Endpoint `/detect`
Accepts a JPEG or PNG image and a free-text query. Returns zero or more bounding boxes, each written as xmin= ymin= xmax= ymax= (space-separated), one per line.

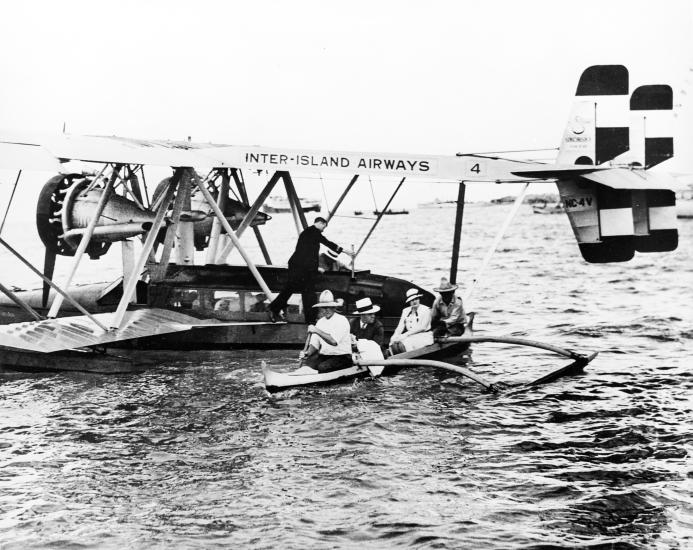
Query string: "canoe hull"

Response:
xmin=263 ymin=339 xmax=470 ymax=392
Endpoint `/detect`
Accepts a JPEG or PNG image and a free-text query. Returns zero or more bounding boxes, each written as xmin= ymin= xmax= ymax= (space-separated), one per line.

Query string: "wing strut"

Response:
xmin=204 ymin=169 xmax=229 ymax=265
xmin=0 ymin=281 xmax=42 ymax=321
xmin=216 ymin=170 xmax=284 ymax=263
xmin=110 ymin=168 xmax=182 ymax=329
xmin=355 ymin=177 xmax=406 ymax=258
xmin=0 ymin=236 xmax=110 ymax=331
xmin=463 ymin=182 xmax=530 ymax=305
xmin=190 ymin=170 xmax=274 ymax=298
xmin=231 ymin=168 xmax=272 ymax=264
xmin=282 ymin=171 xmax=308 ymax=235
xmin=150 ymin=169 xmax=190 ymax=281
xmin=47 ymin=165 xmax=120 ymax=318
xmin=449 ymin=181 xmax=466 ymax=284
xmin=326 ymin=175 xmax=359 ymax=223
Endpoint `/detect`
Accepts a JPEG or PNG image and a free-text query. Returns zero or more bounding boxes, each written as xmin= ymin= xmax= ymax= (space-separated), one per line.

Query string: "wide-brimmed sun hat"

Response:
xmin=354 ymin=297 xmax=380 ymax=315
xmin=404 ymin=288 xmax=423 ymax=303
xmin=324 ymin=248 xmax=339 ymax=260
xmin=312 ymin=289 xmax=343 ymax=308
xmin=433 ymin=278 xmax=458 ymax=293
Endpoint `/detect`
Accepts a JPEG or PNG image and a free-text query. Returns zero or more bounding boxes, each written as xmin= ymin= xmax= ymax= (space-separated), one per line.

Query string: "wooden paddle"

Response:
xmin=298 ymin=333 xmax=312 ymax=367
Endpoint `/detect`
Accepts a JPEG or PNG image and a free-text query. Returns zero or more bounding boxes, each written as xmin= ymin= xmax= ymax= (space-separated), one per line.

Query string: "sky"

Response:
xmin=1 ymin=0 xmax=692 ymax=207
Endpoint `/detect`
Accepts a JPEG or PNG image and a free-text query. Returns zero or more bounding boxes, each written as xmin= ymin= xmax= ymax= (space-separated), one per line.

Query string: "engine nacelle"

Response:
xmin=36 ymin=174 xmax=157 ymax=259
xmin=153 ymin=177 xmax=271 ymax=251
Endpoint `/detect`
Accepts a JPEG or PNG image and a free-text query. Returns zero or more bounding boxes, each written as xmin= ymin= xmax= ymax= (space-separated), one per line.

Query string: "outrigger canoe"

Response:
xmin=262 ymin=312 xmax=599 ymax=393
xmin=262 ymin=316 xmax=475 ymax=393
xmin=262 ymin=338 xmax=471 ymax=393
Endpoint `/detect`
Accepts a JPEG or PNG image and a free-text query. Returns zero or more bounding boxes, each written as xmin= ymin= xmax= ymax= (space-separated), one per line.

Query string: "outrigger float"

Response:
xmin=0 ymin=65 xmax=680 ymax=380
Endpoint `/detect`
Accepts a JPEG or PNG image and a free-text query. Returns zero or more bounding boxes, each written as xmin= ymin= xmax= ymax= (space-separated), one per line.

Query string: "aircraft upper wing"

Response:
xmin=2 ymin=132 xmax=543 ymax=182
xmin=42 ymin=135 xmax=208 ymax=167
xmin=195 ymin=146 xmax=540 ymax=182
xmin=0 ymin=140 xmax=62 ymax=171
xmin=0 ymin=134 xmax=212 ymax=169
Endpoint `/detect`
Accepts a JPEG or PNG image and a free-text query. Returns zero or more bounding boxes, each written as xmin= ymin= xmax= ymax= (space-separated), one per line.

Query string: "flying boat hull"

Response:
xmin=0 ymin=264 xmax=433 ymax=350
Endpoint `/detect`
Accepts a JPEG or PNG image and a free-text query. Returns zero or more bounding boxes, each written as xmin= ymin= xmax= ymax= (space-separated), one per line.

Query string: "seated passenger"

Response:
xmin=350 ymin=297 xmax=385 ymax=348
xmin=214 ymin=298 xmax=232 ymax=311
xmin=318 ymin=248 xmax=349 ymax=272
xmin=249 ymin=292 xmax=268 ymax=312
xmin=300 ymin=290 xmax=353 ymax=373
xmin=389 ymin=288 xmax=433 ymax=354
xmin=431 ymin=278 xmax=466 ymax=338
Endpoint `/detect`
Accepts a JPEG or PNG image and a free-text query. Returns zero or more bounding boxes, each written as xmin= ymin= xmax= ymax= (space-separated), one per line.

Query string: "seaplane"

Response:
xmin=0 ymin=65 xmax=681 ymax=392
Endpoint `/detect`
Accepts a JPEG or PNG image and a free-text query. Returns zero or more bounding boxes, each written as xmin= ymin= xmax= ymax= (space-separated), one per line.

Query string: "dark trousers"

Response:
xmin=269 ymin=269 xmax=318 ymax=323
xmin=432 ymin=320 xmax=465 ymax=339
xmin=304 ymin=353 xmax=352 ymax=373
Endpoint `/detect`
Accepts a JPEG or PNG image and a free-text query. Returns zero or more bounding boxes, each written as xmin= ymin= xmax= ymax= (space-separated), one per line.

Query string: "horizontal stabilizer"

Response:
xmin=512 ymin=165 xmax=607 ymax=179
xmin=514 ymin=166 xmax=678 ymax=191
xmin=557 ymin=176 xmax=678 ymax=263
xmin=0 ymin=308 xmax=215 ymax=353
xmin=580 ymin=168 xmax=678 ymax=190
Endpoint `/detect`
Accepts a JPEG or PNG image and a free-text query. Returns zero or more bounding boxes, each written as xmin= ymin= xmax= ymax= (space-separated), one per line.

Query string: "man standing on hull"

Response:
xmin=269 ymin=217 xmax=353 ymax=323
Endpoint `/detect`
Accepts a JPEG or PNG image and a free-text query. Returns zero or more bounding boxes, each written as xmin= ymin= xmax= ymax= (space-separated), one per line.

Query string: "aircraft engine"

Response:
xmin=36 ymin=173 xmax=157 ymax=260
xmin=153 ymin=177 xmax=271 ymax=251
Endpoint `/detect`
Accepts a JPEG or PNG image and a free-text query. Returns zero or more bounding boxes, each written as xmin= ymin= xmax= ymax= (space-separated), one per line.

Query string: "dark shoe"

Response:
xmin=268 ymin=310 xmax=278 ymax=323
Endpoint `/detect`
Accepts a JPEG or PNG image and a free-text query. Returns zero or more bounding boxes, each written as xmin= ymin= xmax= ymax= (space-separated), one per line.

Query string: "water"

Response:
xmin=1 ymin=203 xmax=692 ymax=549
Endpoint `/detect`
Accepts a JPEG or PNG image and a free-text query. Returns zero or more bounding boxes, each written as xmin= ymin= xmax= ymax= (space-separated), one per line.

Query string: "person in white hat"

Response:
xmin=350 ymin=297 xmax=384 ymax=347
xmin=300 ymin=289 xmax=353 ymax=372
xmin=431 ymin=278 xmax=466 ymax=338
xmin=389 ymin=288 xmax=433 ymax=354
xmin=318 ymin=247 xmax=348 ymax=272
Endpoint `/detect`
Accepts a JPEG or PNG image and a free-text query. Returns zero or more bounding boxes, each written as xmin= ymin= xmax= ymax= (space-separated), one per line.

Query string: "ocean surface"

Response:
xmin=1 ymin=202 xmax=691 ymax=549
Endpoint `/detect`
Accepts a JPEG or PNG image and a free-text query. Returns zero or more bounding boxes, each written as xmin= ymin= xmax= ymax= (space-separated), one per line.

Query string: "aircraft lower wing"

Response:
xmin=0 ymin=308 xmax=211 ymax=353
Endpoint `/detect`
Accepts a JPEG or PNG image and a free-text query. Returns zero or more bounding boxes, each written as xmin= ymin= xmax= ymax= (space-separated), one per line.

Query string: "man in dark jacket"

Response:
xmin=349 ymin=297 xmax=384 ymax=348
xmin=269 ymin=217 xmax=352 ymax=323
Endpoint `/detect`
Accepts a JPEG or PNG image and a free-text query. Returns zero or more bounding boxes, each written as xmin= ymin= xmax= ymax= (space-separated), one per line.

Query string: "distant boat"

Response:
xmin=418 ymin=198 xmax=456 ymax=208
xmin=490 ymin=196 xmax=515 ymax=204
xmin=677 ymin=200 xmax=693 ymax=219
xmin=373 ymin=209 xmax=409 ymax=215
xmin=532 ymin=200 xmax=564 ymax=215
xmin=676 ymin=188 xmax=693 ymax=219
xmin=263 ymin=195 xmax=321 ymax=214
xmin=353 ymin=210 xmax=363 ymax=216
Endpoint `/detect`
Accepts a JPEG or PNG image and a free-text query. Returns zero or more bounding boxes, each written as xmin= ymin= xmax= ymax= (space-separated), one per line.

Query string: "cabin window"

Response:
xmin=165 ymin=288 xmax=215 ymax=310
xmin=213 ymin=290 xmax=244 ymax=313
xmin=163 ymin=287 xmax=305 ymax=321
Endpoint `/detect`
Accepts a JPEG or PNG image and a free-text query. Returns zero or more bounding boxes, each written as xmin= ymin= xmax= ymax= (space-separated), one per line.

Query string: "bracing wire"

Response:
xmin=319 ymin=173 xmax=331 ymax=213
xmin=0 ymin=170 xmax=21 ymax=235
xmin=368 ymin=175 xmax=379 ymax=211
